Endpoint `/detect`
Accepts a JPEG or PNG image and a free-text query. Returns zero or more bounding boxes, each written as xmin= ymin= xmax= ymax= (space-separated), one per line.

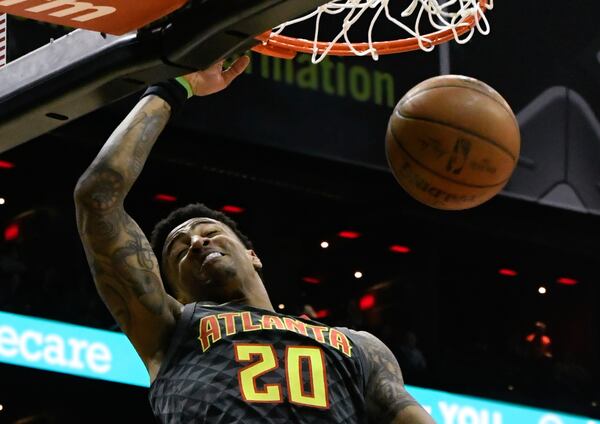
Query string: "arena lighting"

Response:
xmin=389 ymin=245 xmax=411 ymax=253
xmin=538 ymin=286 xmax=547 ymax=294
xmin=338 ymin=231 xmax=361 ymax=239
xmin=221 ymin=205 xmax=244 ymax=214
xmin=3 ymin=222 xmax=19 ymax=241
xmin=315 ymin=309 xmax=330 ymax=319
xmin=153 ymin=193 xmax=177 ymax=202
xmin=302 ymin=277 xmax=321 ymax=284
xmin=557 ymin=277 xmax=578 ymax=285
xmin=0 ymin=198 xmax=5 ymax=205
xmin=354 ymin=271 xmax=363 ymax=279
xmin=320 ymin=241 xmax=329 ymax=248
xmin=526 ymin=333 xmax=551 ymax=346
xmin=359 ymin=293 xmax=375 ymax=311
xmin=499 ymin=268 xmax=518 ymax=277
xmin=278 ymin=304 xmax=285 ymax=310
xmin=0 ymin=160 xmax=14 ymax=169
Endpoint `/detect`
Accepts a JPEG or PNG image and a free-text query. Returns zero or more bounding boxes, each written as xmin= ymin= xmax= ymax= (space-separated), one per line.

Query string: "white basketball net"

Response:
xmin=0 ymin=14 xmax=6 ymax=67
xmin=270 ymin=0 xmax=494 ymax=63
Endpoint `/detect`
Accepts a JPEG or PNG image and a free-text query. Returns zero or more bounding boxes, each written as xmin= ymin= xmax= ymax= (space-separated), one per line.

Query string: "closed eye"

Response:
xmin=175 ymin=248 xmax=187 ymax=260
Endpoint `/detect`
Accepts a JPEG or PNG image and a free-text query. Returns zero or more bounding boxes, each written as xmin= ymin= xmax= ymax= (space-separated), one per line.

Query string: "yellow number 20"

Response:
xmin=234 ymin=344 xmax=329 ymax=409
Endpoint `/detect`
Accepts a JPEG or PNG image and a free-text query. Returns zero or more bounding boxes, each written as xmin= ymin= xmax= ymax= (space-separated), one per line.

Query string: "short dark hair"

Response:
xmin=150 ymin=203 xmax=255 ymax=290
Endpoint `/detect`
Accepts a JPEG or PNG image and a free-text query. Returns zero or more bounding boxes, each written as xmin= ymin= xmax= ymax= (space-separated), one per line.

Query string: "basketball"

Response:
xmin=385 ymin=75 xmax=521 ymax=210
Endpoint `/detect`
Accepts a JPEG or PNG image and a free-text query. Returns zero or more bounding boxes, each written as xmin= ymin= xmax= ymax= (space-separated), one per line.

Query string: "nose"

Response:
xmin=190 ymin=235 xmax=210 ymax=251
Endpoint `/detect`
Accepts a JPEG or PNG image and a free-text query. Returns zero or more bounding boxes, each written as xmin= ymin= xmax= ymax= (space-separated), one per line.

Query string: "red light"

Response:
xmin=154 ymin=194 xmax=177 ymax=202
xmin=0 ymin=160 xmax=15 ymax=169
xmin=315 ymin=309 xmax=330 ymax=319
xmin=4 ymin=223 xmax=19 ymax=241
xmin=338 ymin=231 xmax=361 ymax=239
xmin=359 ymin=293 xmax=376 ymax=311
xmin=221 ymin=205 xmax=245 ymax=214
xmin=557 ymin=277 xmax=578 ymax=286
xmin=499 ymin=268 xmax=518 ymax=277
xmin=526 ymin=334 xmax=552 ymax=345
xmin=302 ymin=277 xmax=321 ymax=284
xmin=390 ymin=245 xmax=411 ymax=253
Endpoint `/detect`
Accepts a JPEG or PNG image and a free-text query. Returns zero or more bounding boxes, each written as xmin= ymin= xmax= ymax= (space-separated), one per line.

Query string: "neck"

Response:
xmin=235 ymin=273 xmax=274 ymax=311
xmin=187 ymin=273 xmax=274 ymax=312
xmin=224 ymin=295 xmax=274 ymax=312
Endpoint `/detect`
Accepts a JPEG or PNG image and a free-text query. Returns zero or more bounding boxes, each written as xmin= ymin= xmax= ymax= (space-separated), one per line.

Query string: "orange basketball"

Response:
xmin=385 ymin=75 xmax=521 ymax=210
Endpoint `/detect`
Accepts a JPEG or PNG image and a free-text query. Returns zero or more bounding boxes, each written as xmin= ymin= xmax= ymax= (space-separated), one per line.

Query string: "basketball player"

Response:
xmin=74 ymin=56 xmax=435 ymax=423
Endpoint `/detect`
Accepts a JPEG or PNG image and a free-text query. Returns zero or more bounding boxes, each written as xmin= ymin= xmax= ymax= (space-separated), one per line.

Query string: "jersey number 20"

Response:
xmin=234 ymin=343 xmax=329 ymax=409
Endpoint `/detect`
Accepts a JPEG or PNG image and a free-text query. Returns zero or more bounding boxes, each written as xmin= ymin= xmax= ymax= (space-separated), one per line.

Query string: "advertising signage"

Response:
xmin=0 ymin=310 xmax=148 ymax=387
xmin=0 ymin=311 xmax=595 ymax=423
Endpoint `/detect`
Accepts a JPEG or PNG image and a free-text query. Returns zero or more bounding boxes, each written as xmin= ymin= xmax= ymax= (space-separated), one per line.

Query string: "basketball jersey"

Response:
xmin=149 ymin=302 xmax=370 ymax=423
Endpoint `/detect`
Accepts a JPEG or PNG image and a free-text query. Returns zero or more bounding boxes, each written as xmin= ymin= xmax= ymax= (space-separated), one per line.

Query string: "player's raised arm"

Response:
xmin=353 ymin=331 xmax=436 ymax=424
xmin=73 ymin=57 xmax=250 ymax=378
xmin=74 ymin=92 xmax=181 ymax=378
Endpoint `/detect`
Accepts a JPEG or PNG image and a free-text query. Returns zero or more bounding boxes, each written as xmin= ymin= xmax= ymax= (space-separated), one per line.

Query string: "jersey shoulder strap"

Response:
xmin=335 ymin=327 xmax=371 ymax=394
xmin=151 ymin=302 xmax=197 ymax=384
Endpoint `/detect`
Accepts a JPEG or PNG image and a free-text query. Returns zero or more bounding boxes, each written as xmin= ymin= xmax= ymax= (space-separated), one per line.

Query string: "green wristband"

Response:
xmin=175 ymin=76 xmax=194 ymax=99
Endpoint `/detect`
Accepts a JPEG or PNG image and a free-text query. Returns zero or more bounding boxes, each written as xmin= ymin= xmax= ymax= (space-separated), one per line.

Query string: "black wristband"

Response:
xmin=141 ymin=79 xmax=188 ymax=115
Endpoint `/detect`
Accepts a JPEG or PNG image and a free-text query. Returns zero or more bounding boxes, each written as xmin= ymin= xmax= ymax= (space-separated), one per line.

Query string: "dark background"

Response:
xmin=1 ymin=1 xmax=600 ymax=422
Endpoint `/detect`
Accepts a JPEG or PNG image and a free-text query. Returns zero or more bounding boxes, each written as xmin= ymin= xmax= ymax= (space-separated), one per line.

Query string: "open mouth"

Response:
xmin=201 ymin=251 xmax=224 ymax=269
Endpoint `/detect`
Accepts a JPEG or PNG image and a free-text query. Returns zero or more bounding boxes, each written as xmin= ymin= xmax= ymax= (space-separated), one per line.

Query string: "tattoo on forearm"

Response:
xmin=112 ymin=99 xmax=171 ymax=183
xmin=77 ymin=97 xmax=171 ymax=200
xmin=130 ymin=110 xmax=169 ymax=176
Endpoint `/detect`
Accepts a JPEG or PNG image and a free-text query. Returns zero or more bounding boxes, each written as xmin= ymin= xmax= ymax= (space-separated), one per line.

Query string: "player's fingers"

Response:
xmin=202 ymin=60 xmax=224 ymax=76
xmin=222 ymin=56 xmax=250 ymax=86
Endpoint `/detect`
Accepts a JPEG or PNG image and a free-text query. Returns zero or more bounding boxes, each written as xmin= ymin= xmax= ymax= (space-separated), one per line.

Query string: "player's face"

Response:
xmin=162 ymin=218 xmax=262 ymax=302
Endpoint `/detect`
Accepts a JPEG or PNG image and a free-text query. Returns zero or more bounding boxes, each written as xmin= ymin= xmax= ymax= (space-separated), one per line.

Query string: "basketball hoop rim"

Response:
xmin=253 ymin=0 xmax=491 ymax=59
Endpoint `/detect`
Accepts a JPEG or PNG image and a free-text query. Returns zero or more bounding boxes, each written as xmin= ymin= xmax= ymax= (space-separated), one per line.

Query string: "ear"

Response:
xmin=247 ymin=249 xmax=263 ymax=270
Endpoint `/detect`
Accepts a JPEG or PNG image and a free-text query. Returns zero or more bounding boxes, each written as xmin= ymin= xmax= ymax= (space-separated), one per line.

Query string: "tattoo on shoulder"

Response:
xmin=353 ymin=331 xmax=419 ymax=423
xmin=79 ymin=200 xmax=167 ymax=327
xmin=110 ymin=217 xmax=165 ymax=315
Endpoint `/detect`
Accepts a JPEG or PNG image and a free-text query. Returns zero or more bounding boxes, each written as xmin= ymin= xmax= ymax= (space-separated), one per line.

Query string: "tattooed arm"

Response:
xmin=74 ymin=95 xmax=181 ymax=378
xmin=352 ymin=331 xmax=436 ymax=424
xmin=74 ymin=58 xmax=250 ymax=379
